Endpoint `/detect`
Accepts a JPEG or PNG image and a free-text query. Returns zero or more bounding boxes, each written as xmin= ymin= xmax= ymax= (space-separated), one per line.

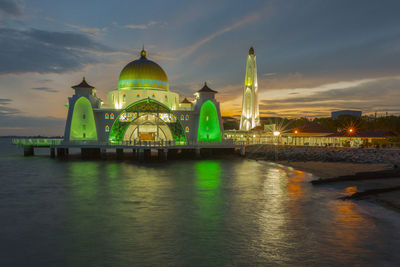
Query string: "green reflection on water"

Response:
xmin=193 ymin=160 xmax=224 ymax=263
xmin=195 ymin=161 xmax=221 ymax=191
xmin=68 ymin=161 xmax=100 ymax=199
xmin=106 ymin=163 xmax=120 ymax=179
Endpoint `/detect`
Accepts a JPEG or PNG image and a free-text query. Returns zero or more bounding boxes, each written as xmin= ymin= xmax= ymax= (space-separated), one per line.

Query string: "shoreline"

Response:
xmin=275 ymin=161 xmax=392 ymax=179
xmin=274 ymin=160 xmax=400 ymax=213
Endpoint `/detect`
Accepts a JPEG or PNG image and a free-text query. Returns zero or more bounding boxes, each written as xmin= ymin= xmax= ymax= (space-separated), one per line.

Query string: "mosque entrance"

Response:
xmin=109 ymin=99 xmax=186 ymax=144
xmin=123 ymin=114 xmax=174 ymax=143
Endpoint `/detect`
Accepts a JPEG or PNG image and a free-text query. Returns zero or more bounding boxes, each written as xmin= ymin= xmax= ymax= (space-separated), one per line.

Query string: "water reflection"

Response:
xmin=10 ymin=154 xmax=397 ymax=265
xmin=191 ymin=161 xmax=224 ymax=264
xmin=328 ymin=200 xmax=376 ymax=259
xmin=287 ymin=170 xmax=305 ymax=200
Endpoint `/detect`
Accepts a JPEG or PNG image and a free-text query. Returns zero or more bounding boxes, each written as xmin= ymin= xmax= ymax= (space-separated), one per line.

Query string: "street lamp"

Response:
xmin=273 ymin=131 xmax=280 ymax=161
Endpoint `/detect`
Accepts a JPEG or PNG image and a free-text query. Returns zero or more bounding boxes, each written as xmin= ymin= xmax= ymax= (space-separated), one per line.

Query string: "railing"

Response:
xmin=11 ymin=137 xmax=241 ymax=148
xmin=58 ymin=139 xmax=237 ymax=148
xmin=12 ymin=138 xmax=63 ymax=147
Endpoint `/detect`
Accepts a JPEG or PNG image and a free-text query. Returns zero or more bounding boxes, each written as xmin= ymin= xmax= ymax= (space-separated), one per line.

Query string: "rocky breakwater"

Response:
xmin=246 ymin=145 xmax=400 ymax=165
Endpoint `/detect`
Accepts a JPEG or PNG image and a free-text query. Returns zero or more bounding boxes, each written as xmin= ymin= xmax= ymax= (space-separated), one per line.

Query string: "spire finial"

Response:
xmin=140 ymin=45 xmax=147 ymax=59
xmin=83 ymin=76 xmax=86 ymax=81
xmin=249 ymin=46 xmax=254 ymax=55
xmin=204 ymin=81 xmax=207 ymax=86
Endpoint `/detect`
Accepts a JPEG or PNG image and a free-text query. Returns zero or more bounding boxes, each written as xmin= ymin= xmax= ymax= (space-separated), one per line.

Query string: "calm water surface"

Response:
xmin=0 ymin=138 xmax=400 ymax=266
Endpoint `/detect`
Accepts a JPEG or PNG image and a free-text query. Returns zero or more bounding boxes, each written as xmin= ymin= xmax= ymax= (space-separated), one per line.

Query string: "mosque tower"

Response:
xmin=239 ymin=46 xmax=260 ymax=131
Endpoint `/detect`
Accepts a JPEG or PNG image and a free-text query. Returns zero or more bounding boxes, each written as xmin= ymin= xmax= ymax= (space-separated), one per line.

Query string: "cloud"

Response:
xmin=31 ymin=87 xmax=58 ymax=93
xmin=263 ymin=73 xmax=276 ymax=77
xmin=0 ymin=0 xmax=23 ymax=17
xmin=65 ymin=23 xmax=107 ymax=36
xmin=36 ymin=78 xmax=52 ymax=83
xmin=0 ymin=98 xmax=12 ymax=104
xmin=0 ymin=113 xmax=65 ymax=135
xmin=0 ymin=98 xmax=19 ymax=115
xmin=0 ymin=27 xmax=114 ymax=74
xmin=180 ymin=13 xmax=261 ymax=58
xmin=0 ymin=98 xmax=64 ymax=135
xmin=119 ymin=21 xmax=162 ymax=30
xmin=258 ymin=77 xmax=400 ymax=116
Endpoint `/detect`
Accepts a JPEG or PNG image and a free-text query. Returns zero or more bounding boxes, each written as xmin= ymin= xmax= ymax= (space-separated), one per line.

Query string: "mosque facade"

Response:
xmin=63 ymin=48 xmax=223 ymax=144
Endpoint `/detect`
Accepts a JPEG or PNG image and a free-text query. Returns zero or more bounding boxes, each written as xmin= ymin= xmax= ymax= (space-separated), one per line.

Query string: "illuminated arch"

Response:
xmin=70 ymin=97 xmax=97 ymax=140
xmin=197 ymin=100 xmax=221 ymax=141
xmin=109 ymin=98 xmax=186 ymax=143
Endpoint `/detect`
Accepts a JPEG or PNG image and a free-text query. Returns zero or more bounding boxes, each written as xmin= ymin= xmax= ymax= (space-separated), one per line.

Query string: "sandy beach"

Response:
xmin=276 ymin=161 xmax=392 ymax=179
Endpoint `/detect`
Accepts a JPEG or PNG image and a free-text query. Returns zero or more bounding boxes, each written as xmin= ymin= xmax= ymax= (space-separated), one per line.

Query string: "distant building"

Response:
xmin=331 ymin=110 xmax=362 ymax=118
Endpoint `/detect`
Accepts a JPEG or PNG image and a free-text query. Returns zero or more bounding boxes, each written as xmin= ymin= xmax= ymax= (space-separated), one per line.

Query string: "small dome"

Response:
xmin=118 ymin=48 xmax=169 ymax=91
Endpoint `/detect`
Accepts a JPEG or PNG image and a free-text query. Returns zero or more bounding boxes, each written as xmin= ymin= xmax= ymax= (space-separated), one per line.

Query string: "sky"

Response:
xmin=1 ymin=0 xmax=400 ymax=135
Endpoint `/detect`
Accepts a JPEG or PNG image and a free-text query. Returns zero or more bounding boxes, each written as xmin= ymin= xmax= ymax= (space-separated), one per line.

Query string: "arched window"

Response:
xmin=110 ymin=113 xmax=115 ymax=119
xmin=82 ymin=114 xmax=86 ymax=119
xmin=122 ymin=94 xmax=126 ymax=103
xmin=152 ymin=93 xmax=155 ymax=98
xmin=105 ymin=125 xmax=110 ymax=132
xmin=185 ymin=114 xmax=189 ymax=120
xmin=185 ymin=126 xmax=190 ymax=133
xmin=137 ymin=93 xmax=140 ymax=98
xmin=105 ymin=113 xmax=109 ymax=119
xmin=180 ymin=114 xmax=184 ymax=120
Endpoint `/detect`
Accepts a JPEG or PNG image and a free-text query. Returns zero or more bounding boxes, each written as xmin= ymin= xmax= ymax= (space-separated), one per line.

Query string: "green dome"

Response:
xmin=118 ymin=49 xmax=169 ymax=91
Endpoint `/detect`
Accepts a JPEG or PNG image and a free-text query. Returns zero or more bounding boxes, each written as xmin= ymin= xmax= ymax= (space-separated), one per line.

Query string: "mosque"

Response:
xmin=63 ymin=48 xmax=223 ymax=144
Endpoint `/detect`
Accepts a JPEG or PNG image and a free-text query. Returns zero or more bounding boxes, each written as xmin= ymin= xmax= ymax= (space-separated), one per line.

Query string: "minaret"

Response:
xmin=239 ymin=46 xmax=260 ymax=131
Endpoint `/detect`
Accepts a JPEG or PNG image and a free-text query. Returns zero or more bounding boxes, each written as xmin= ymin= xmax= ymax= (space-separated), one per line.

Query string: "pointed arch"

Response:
xmin=108 ymin=98 xmax=186 ymax=143
xmin=197 ymin=100 xmax=221 ymax=141
xmin=70 ymin=97 xmax=97 ymax=140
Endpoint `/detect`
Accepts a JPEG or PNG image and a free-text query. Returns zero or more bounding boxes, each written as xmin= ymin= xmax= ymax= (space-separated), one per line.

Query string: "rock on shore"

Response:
xmin=246 ymin=145 xmax=400 ymax=165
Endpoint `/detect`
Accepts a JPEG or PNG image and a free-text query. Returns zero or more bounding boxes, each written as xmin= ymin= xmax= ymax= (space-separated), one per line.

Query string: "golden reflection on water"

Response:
xmin=343 ymin=186 xmax=358 ymax=196
xmin=286 ymin=170 xmax=306 ymax=200
xmin=329 ymin=200 xmax=372 ymax=256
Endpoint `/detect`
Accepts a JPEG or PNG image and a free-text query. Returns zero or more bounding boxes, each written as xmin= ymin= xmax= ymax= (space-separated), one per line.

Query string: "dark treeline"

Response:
xmin=223 ymin=115 xmax=400 ymax=134
xmin=315 ymin=115 xmax=400 ymax=134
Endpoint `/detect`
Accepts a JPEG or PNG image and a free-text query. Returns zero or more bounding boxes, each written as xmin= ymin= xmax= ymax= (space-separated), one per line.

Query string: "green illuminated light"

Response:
xmin=70 ymin=97 xmax=98 ymax=140
xmin=197 ymin=100 xmax=222 ymax=141
xmin=109 ymin=98 xmax=186 ymax=143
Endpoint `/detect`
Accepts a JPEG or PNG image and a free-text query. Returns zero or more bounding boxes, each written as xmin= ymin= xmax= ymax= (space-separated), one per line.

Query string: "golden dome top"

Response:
xmin=118 ymin=48 xmax=169 ymax=91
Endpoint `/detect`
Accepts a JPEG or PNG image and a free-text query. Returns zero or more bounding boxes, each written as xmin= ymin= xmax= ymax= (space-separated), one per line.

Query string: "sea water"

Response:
xmin=0 ymin=138 xmax=399 ymax=266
